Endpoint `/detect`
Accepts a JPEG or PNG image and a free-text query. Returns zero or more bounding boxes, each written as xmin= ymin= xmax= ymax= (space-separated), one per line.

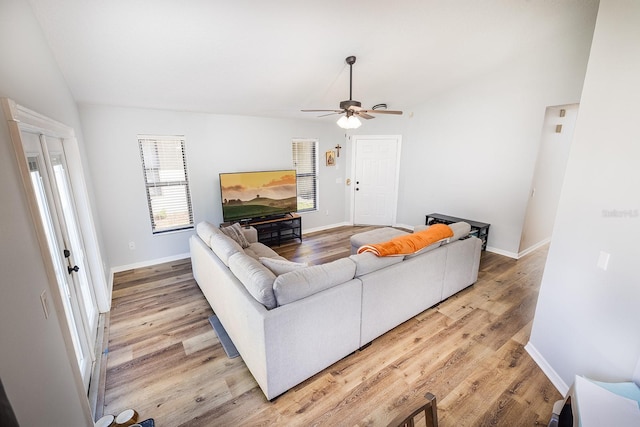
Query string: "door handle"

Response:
xmin=68 ymin=265 xmax=79 ymax=274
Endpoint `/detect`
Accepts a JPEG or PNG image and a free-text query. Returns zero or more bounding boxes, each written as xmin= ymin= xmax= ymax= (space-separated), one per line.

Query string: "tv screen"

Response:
xmin=219 ymin=170 xmax=298 ymax=223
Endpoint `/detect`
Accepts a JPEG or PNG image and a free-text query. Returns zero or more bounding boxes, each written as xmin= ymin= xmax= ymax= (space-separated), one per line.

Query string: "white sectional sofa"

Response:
xmin=189 ymin=221 xmax=482 ymax=400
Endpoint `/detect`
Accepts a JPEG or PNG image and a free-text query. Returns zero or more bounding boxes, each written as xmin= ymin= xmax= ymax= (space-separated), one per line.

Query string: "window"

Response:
xmin=138 ymin=135 xmax=194 ymax=233
xmin=292 ymin=139 xmax=318 ymax=212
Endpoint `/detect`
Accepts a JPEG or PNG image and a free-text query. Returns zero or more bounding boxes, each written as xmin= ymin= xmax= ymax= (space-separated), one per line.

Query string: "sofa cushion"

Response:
xmin=273 ymin=258 xmax=357 ymax=306
xmin=244 ymin=242 xmax=281 ymax=260
xmin=357 ymin=224 xmax=452 ymax=257
xmin=221 ymin=223 xmax=251 ymax=248
xmin=404 ymin=240 xmax=443 ymax=259
xmin=209 ymin=233 xmax=243 ymax=266
xmin=260 ymin=257 xmax=309 ymax=275
xmin=449 ymin=222 xmax=471 ymax=242
xmin=413 ymin=221 xmax=471 ymax=244
xmin=196 ymin=221 xmax=222 ymax=248
xmin=349 ymin=252 xmax=404 ymax=277
xmin=228 ymin=252 xmax=277 ymax=309
xmin=350 ymin=227 xmax=409 ymax=254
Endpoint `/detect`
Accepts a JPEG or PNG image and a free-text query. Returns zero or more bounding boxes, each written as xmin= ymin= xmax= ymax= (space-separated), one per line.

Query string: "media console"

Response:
xmin=247 ymin=213 xmax=302 ymax=246
xmin=426 ymin=213 xmax=490 ymax=251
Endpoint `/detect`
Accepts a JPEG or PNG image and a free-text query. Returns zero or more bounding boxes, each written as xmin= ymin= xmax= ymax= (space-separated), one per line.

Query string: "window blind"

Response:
xmin=292 ymin=139 xmax=318 ymax=212
xmin=138 ymin=135 xmax=194 ymax=234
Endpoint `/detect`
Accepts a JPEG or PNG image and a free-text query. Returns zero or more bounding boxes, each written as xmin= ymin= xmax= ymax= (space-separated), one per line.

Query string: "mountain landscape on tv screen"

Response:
xmin=220 ymin=170 xmax=297 ymax=221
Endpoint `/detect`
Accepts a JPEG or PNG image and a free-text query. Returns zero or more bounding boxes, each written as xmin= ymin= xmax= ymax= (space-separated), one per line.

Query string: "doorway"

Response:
xmin=3 ymin=99 xmax=105 ymax=392
xmin=350 ymin=135 xmax=402 ymax=225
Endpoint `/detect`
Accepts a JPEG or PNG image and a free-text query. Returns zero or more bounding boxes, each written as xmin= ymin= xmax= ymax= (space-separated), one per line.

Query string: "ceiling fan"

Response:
xmin=302 ymin=56 xmax=403 ymax=129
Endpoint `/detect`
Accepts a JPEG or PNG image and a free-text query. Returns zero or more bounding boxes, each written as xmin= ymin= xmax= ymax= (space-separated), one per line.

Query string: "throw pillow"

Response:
xmin=273 ymin=258 xmax=356 ymax=306
xmin=221 ymin=223 xmax=251 ymax=248
xmin=228 ymin=253 xmax=277 ymax=309
xmin=259 ymin=257 xmax=308 ymax=275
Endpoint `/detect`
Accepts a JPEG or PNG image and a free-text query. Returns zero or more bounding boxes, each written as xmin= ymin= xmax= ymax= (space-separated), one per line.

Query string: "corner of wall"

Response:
xmin=525 ymin=341 xmax=570 ymax=396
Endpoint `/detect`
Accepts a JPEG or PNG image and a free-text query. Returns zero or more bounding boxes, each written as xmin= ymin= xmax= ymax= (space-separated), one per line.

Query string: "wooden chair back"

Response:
xmin=387 ymin=392 xmax=438 ymax=427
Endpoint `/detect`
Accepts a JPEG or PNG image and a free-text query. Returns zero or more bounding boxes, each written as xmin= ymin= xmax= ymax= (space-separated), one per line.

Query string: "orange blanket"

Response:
xmin=357 ymin=224 xmax=454 ymax=257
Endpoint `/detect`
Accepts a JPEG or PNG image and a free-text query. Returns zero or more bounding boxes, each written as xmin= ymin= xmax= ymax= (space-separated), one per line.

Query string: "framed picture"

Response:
xmin=326 ymin=150 xmax=336 ymax=166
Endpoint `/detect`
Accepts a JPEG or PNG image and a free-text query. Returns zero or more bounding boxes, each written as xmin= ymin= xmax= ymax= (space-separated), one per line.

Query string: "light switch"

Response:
xmin=597 ymin=251 xmax=610 ymax=271
xmin=40 ymin=290 xmax=50 ymax=319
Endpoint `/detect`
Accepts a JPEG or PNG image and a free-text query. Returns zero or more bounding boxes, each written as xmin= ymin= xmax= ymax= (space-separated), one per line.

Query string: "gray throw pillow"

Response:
xmin=273 ymin=258 xmax=356 ymax=306
xmin=259 ymin=257 xmax=308 ymax=275
xmin=221 ymin=222 xmax=251 ymax=248
xmin=228 ymin=252 xmax=277 ymax=309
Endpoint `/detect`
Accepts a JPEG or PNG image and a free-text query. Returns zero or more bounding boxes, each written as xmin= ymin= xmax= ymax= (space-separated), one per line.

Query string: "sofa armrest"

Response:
xmin=242 ymin=226 xmax=258 ymax=243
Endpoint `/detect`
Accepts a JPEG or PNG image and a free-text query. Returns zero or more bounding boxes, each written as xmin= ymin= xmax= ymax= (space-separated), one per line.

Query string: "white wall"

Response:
xmin=528 ymin=0 xmax=640 ymax=392
xmin=519 ymin=104 xmax=578 ymax=254
xmin=79 ymin=105 xmax=346 ymax=269
xmin=0 ymin=0 xmax=94 ymax=425
xmin=349 ymin=0 xmax=597 ymax=256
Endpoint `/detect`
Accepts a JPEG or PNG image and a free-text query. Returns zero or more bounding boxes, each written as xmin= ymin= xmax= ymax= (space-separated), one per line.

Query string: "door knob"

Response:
xmin=68 ymin=265 xmax=79 ymax=274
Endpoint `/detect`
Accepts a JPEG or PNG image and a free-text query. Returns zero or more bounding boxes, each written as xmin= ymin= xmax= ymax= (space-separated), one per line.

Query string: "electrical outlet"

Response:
xmin=128 ymin=241 xmax=136 ymax=250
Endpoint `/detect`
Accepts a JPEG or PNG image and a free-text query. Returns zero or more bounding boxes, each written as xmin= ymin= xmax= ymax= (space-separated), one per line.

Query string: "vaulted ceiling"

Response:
xmin=28 ymin=0 xmax=598 ymax=120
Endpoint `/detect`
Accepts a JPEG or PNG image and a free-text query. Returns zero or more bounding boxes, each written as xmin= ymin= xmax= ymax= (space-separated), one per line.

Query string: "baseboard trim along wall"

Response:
xmin=518 ymin=237 xmax=552 ymax=259
xmin=111 ymin=252 xmax=191 ymax=274
xmin=525 ymin=341 xmax=569 ymax=396
xmin=303 ymin=221 xmax=351 ymax=235
xmin=486 ymin=246 xmax=519 ymax=259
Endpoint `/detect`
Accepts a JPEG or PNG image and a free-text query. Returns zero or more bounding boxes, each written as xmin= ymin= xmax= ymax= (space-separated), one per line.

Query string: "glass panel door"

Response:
xmin=46 ymin=137 xmax=99 ymax=345
xmin=22 ymin=131 xmax=95 ymax=389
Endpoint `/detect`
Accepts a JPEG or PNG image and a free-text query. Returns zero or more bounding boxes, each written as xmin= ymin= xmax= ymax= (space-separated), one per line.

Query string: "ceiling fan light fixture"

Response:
xmin=337 ymin=115 xmax=361 ymax=129
xmin=347 ymin=115 xmax=362 ymax=128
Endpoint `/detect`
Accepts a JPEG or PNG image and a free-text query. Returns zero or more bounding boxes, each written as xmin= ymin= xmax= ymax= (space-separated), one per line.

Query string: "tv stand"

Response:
xmin=248 ymin=213 xmax=301 ymax=246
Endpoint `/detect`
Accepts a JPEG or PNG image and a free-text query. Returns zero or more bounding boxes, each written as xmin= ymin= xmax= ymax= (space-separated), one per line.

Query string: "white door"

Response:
xmin=352 ymin=135 xmax=401 ymax=225
xmin=21 ymin=130 xmax=97 ymax=389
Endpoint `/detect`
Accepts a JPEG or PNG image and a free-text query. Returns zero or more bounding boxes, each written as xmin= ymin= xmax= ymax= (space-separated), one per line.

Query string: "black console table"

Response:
xmin=425 ymin=213 xmax=490 ymax=251
xmin=249 ymin=214 xmax=302 ymax=246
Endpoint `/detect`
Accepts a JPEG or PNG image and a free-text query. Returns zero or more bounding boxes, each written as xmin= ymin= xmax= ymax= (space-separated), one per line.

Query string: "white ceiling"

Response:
xmin=27 ymin=0 xmax=598 ymax=120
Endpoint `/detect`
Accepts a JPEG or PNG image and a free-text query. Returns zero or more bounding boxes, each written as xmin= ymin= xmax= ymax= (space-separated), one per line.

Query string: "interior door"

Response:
xmin=352 ymin=135 xmax=401 ymax=225
xmin=22 ymin=131 xmax=97 ymax=389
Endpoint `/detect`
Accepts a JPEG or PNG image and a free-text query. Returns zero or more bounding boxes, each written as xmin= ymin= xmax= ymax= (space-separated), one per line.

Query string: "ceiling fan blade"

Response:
xmin=301 ymin=109 xmax=344 ymax=113
xmin=360 ymin=110 xmax=403 ymax=115
xmin=356 ymin=112 xmax=375 ymax=120
xmin=318 ymin=112 xmax=343 ymax=118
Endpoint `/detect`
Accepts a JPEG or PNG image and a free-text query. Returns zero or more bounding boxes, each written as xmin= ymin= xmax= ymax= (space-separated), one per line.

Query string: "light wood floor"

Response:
xmin=101 ymin=226 xmax=559 ymax=426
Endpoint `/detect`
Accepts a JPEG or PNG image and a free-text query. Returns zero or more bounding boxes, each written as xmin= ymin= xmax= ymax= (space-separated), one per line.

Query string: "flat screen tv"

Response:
xmin=219 ymin=170 xmax=298 ymax=223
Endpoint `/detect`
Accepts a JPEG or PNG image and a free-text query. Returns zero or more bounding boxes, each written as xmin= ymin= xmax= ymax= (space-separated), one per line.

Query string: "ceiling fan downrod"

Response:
xmin=346 ymin=55 xmax=356 ymax=101
xmin=339 ymin=56 xmax=361 ymax=111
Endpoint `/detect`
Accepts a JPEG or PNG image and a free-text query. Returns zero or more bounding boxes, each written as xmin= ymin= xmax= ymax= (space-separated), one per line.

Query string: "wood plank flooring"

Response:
xmin=102 ymin=226 xmax=559 ymax=426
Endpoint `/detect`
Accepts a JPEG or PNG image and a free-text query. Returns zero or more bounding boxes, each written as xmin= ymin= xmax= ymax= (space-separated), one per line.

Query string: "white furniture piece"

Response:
xmin=548 ymin=357 xmax=640 ymax=426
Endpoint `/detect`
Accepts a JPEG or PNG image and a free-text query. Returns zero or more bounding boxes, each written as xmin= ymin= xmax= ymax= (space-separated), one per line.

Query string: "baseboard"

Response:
xmin=110 ymin=252 xmax=191 ymax=274
xmin=486 ymin=246 xmax=519 ymax=259
xmin=525 ymin=341 xmax=569 ymax=396
xmin=303 ymin=221 xmax=351 ymax=234
xmin=518 ymin=238 xmax=551 ymax=259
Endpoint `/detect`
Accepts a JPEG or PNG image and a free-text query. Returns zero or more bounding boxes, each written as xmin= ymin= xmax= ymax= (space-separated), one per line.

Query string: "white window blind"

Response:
xmin=292 ymin=139 xmax=318 ymax=212
xmin=138 ymin=135 xmax=194 ymax=234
